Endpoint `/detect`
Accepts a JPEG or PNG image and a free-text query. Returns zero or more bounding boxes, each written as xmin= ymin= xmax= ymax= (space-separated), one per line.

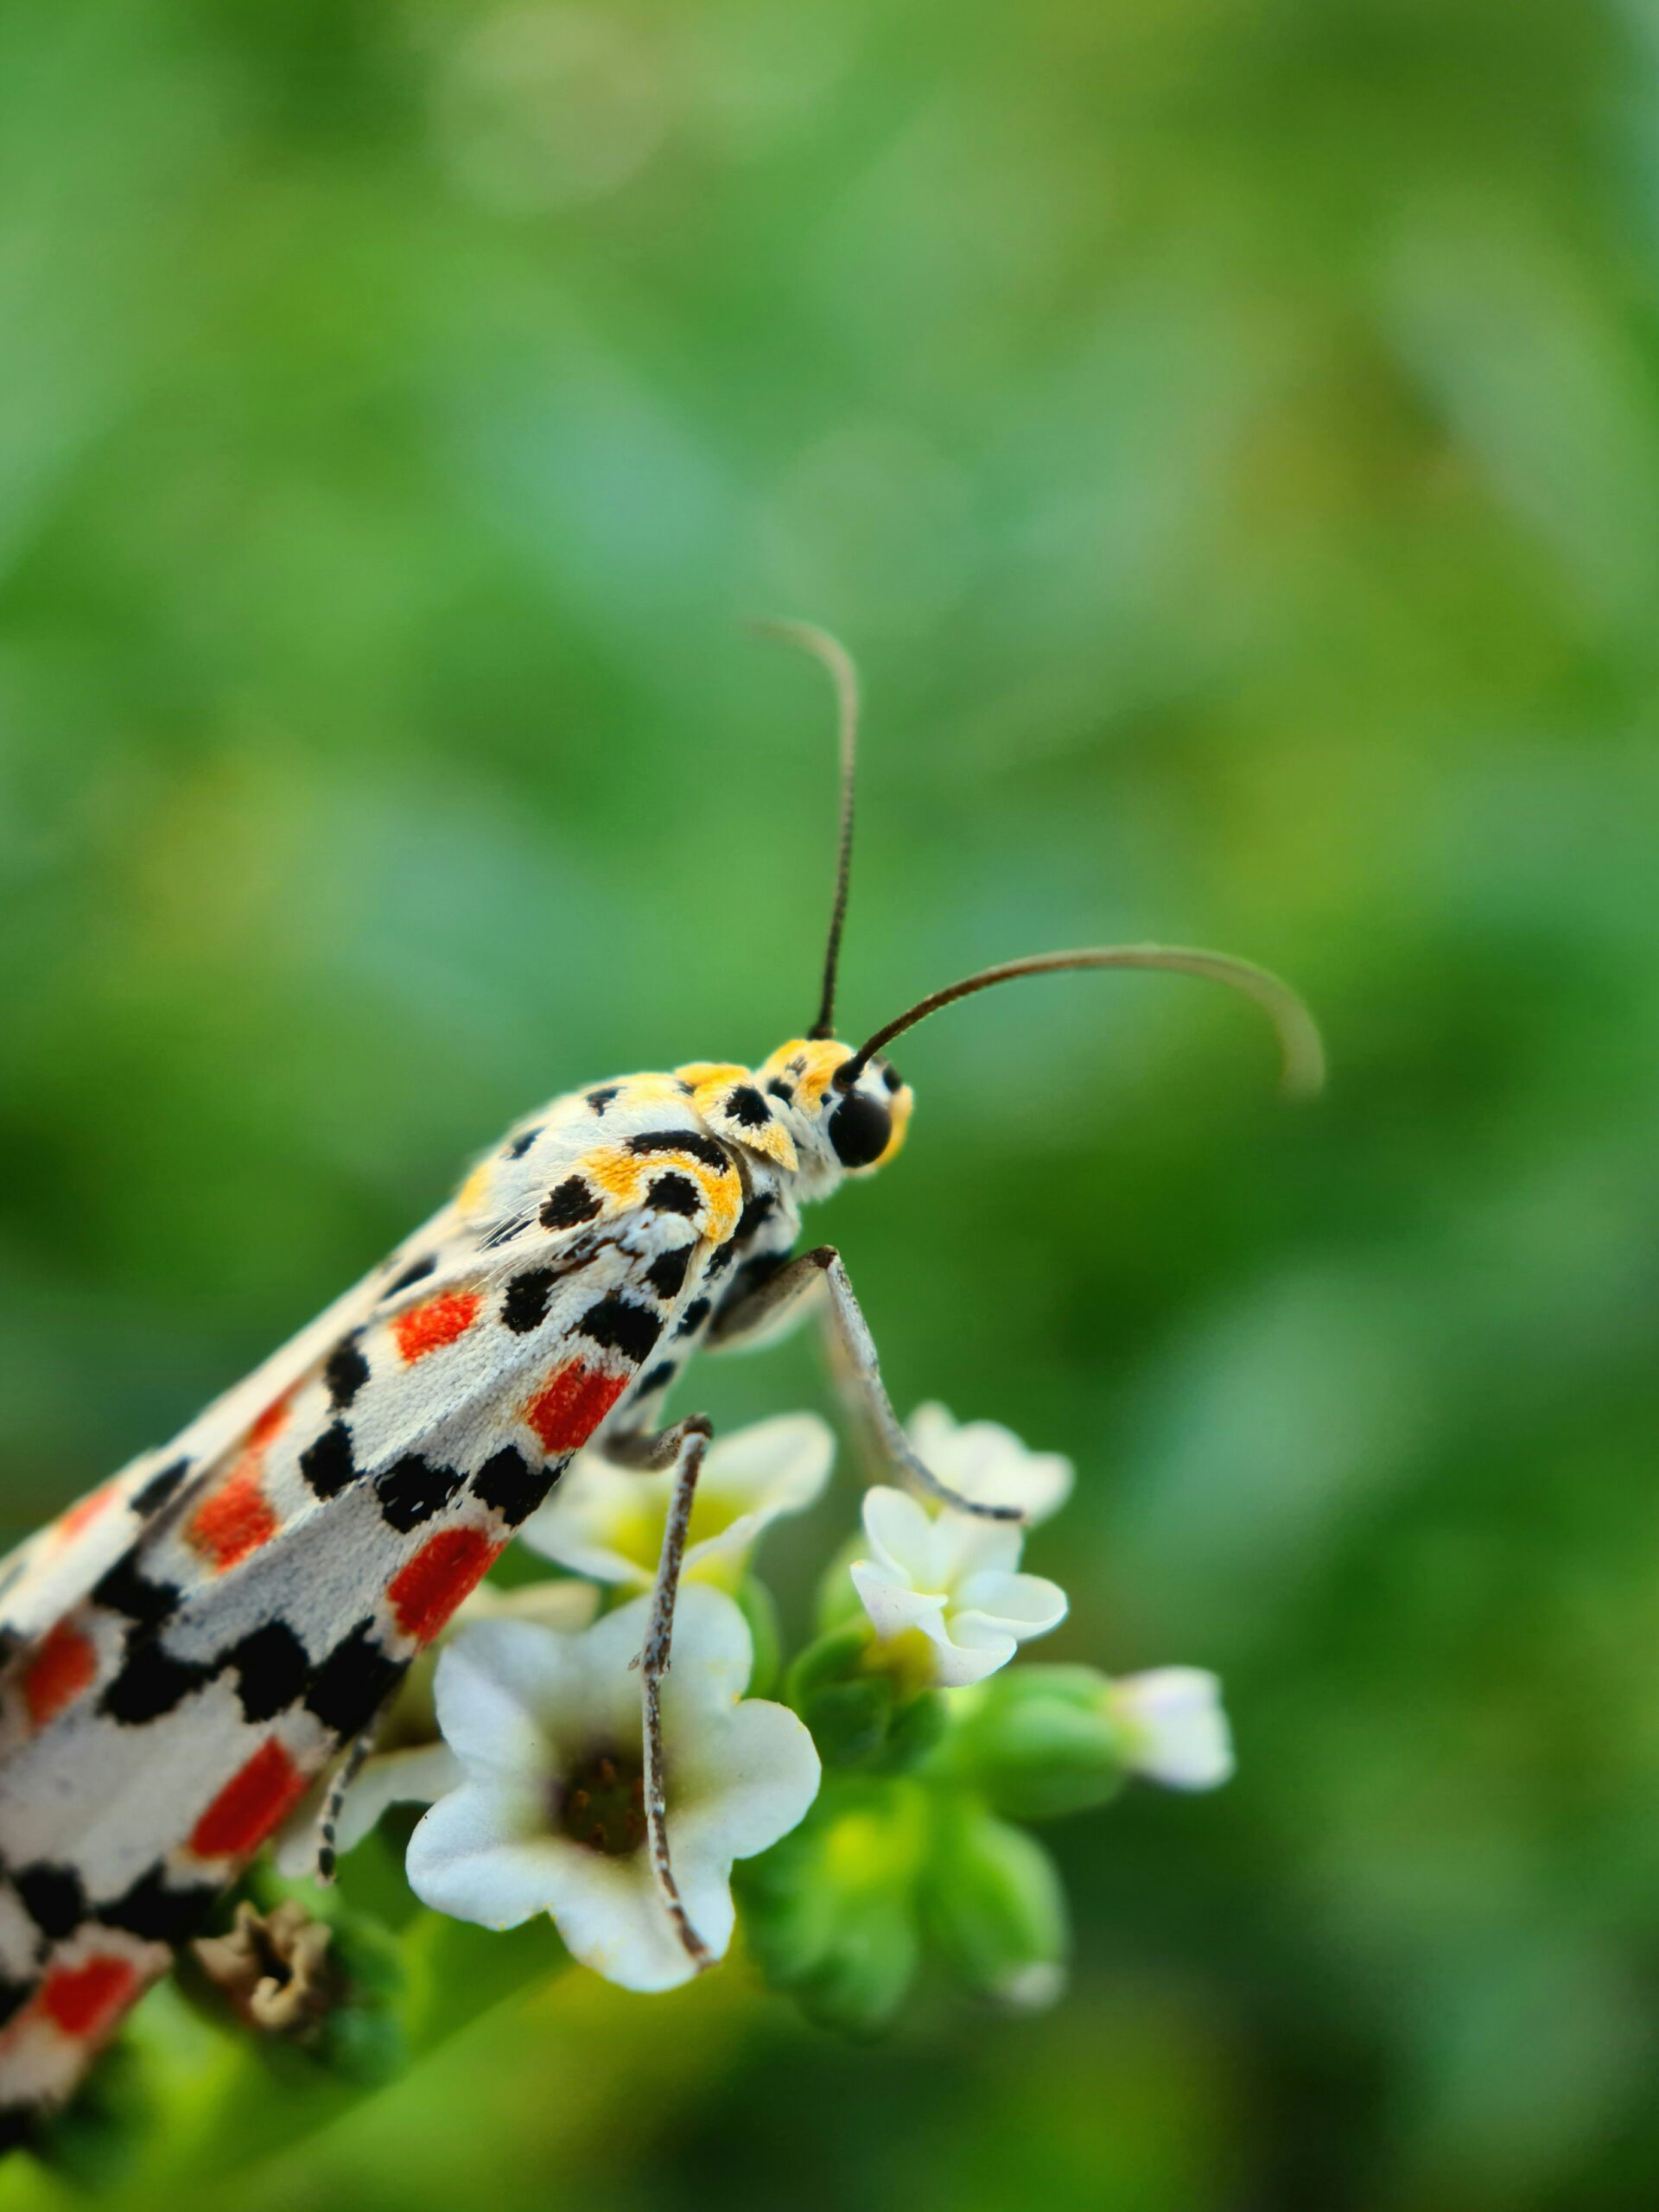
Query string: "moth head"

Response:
xmin=753 ymin=1039 xmax=912 ymax=1184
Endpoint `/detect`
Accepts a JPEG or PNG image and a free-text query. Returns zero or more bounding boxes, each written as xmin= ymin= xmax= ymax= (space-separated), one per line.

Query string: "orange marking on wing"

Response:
xmin=247 ymin=1394 xmax=292 ymax=1448
xmin=22 ymin=1623 xmax=98 ymax=1728
xmin=54 ymin=1483 xmax=118 ymax=1542
xmin=394 ymin=1291 xmax=482 ymax=1363
xmin=524 ymin=1363 xmax=628 ymax=1454
xmin=582 ymin=1147 xmax=647 ymax=1207
xmin=189 ymin=1738 xmax=308 ymax=1859
xmin=187 ymin=1467 xmax=280 ymax=1573
xmin=387 ymin=1527 xmax=504 ymax=1644
xmin=39 ymin=1956 xmax=140 ymax=2042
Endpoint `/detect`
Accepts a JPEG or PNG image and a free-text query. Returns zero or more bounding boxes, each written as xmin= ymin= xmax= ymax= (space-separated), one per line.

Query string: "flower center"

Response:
xmin=559 ymin=1747 xmax=648 ymax=1856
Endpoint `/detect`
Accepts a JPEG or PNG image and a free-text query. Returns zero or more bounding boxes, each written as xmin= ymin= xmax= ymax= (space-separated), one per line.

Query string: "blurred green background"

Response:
xmin=4 ymin=0 xmax=1659 ymax=2204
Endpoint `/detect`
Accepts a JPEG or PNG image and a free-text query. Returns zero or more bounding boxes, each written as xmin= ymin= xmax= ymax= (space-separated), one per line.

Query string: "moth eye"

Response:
xmin=828 ymin=1088 xmax=893 ymax=1169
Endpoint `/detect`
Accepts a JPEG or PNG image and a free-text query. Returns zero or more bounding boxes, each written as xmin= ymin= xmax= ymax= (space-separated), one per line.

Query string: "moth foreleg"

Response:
xmin=712 ymin=1246 xmax=1021 ymax=1524
xmin=315 ymin=1719 xmax=383 ymax=1885
xmin=608 ymin=1413 xmax=716 ymax=1973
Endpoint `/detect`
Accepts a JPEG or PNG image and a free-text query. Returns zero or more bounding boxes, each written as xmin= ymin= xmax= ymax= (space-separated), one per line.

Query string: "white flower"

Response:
xmin=849 ymin=1487 xmax=1068 ymax=1689
xmin=906 ymin=1402 xmax=1073 ymax=1525
xmin=520 ymin=1413 xmax=833 ymax=1592
xmin=273 ymin=1579 xmax=601 ymax=1878
xmin=405 ymin=1585 xmax=820 ymax=1990
xmin=1109 ymin=1669 xmax=1234 ymax=1789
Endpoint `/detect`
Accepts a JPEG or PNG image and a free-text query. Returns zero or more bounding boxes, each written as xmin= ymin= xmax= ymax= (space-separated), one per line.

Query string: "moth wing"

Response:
xmin=0 ymin=1202 xmax=460 ymax=1657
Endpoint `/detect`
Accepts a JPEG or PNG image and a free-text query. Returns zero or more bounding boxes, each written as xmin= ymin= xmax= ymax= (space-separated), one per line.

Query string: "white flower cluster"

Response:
xmin=296 ymin=1402 xmax=1231 ymax=1993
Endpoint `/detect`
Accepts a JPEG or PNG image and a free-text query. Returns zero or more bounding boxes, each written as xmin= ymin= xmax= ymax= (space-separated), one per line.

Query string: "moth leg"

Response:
xmin=315 ymin=1720 xmax=382 ymax=1885
xmin=710 ymin=1246 xmax=1021 ymax=1523
xmin=607 ymin=1412 xmax=716 ymax=1973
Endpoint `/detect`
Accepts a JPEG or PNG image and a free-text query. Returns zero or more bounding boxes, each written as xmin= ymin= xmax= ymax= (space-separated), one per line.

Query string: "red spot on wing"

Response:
xmin=247 ymin=1394 xmax=292 ymax=1447
xmin=189 ymin=1739 xmax=308 ymax=1859
xmin=22 ymin=1622 xmax=98 ymax=1728
xmin=524 ymin=1363 xmax=627 ymax=1454
xmin=395 ymin=1292 xmax=482 ymax=1363
xmin=55 ymin=1483 xmax=118 ymax=1541
xmin=187 ymin=1467 xmax=280 ymax=1573
xmin=40 ymin=1955 xmax=140 ymax=2041
xmin=387 ymin=1527 xmax=504 ymax=1644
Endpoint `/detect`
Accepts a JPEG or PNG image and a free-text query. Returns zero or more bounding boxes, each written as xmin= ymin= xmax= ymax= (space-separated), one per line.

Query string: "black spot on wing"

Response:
xmin=705 ymin=1243 xmax=737 ymax=1280
xmin=300 ymin=1421 xmax=358 ymax=1501
xmin=627 ymin=1129 xmax=734 ymax=1177
xmin=723 ymin=1084 xmax=771 ymax=1128
xmin=92 ymin=1556 xmax=180 ymax=1630
xmin=638 ymin=1361 xmax=677 ymax=1395
xmin=0 ymin=1977 xmax=33 ymax=2033
xmin=471 ymin=1446 xmax=559 ymax=1528
xmin=306 ymin=1620 xmax=405 ymax=1739
xmin=375 ymin=1455 xmax=463 ymax=1532
xmin=101 ymin=1639 xmax=212 ymax=1726
xmin=13 ymin=1863 xmax=85 ymax=1942
xmin=647 ymin=1172 xmax=700 ymax=1217
xmin=505 ymin=1126 xmax=543 ymax=1160
xmin=502 ymin=1268 xmax=558 ymax=1334
xmin=675 ymin=1296 xmax=712 ymax=1338
xmin=131 ymin=1458 xmax=191 ymax=1517
xmin=541 ymin=1176 xmax=602 ymax=1230
xmin=577 ymin=1294 xmax=663 ymax=1364
xmin=95 ymin=1865 xmax=218 ymax=1946
xmin=325 ymin=1338 xmax=369 ymax=1409
xmin=766 ymin=1077 xmax=794 ymax=1103
xmin=586 ymin=1085 xmax=620 ymax=1116
xmin=645 ymin=1246 xmax=693 ymax=1301
xmin=387 ymin=1254 xmax=437 ymax=1295
xmin=226 ymin=1621 xmax=310 ymax=1722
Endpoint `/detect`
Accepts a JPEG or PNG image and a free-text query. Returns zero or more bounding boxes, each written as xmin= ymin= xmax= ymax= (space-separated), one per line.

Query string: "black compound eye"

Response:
xmin=828 ymin=1088 xmax=893 ymax=1169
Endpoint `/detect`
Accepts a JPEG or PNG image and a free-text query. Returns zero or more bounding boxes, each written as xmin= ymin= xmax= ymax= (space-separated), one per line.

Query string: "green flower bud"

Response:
xmin=737 ymin=1781 xmax=929 ymax=2035
xmin=929 ymin=1664 xmax=1128 ymax=1821
xmin=923 ymin=1803 xmax=1068 ymax=2007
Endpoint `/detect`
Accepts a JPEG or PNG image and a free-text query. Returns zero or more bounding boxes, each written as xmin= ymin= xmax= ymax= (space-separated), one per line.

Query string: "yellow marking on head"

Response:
xmin=872 ymin=1080 xmax=913 ymax=1169
xmin=760 ymin=1038 xmax=847 ymax=1109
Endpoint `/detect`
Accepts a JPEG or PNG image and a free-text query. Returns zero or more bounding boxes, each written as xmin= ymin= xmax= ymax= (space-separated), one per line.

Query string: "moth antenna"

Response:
xmin=840 ymin=944 xmax=1325 ymax=1100
xmin=748 ymin=618 xmax=859 ymax=1039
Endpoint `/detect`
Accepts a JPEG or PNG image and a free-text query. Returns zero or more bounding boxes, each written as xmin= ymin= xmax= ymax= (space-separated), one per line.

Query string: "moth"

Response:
xmin=0 ymin=626 xmax=1321 ymax=2139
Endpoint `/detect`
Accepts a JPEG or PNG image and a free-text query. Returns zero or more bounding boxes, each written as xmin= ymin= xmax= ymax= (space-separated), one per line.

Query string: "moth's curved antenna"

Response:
xmin=749 ymin=619 xmax=860 ymax=1040
xmin=838 ymin=944 xmax=1326 ymax=1100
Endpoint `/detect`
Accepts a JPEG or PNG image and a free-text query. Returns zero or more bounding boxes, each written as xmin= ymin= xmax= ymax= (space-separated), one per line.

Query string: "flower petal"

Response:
xmin=850 ymin=1559 xmax=947 ymax=1643
xmin=702 ymin=1413 xmax=834 ymax=1514
xmin=1113 ymin=1668 xmax=1235 ymax=1789
xmin=405 ymin=1784 xmax=569 ymax=1928
xmin=906 ymin=1402 xmax=1074 ymax=1524
xmin=671 ymin=1698 xmax=821 ymax=1859
xmin=334 ymin=1741 xmax=466 ymax=1858
xmin=860 ymin=1486 xmax=938 ymax=1580
xmin=953 ymin=1569 xmax=1069 ymax=1637
xmin=433 ymin=1623 xmax=571 ymax=1786
xmin=531 ymin=1845 xmax=716 ymax=1991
